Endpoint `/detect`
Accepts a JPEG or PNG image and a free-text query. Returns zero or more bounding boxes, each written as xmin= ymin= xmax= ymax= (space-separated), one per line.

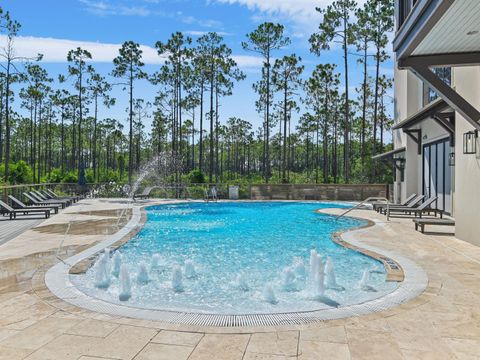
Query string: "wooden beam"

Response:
xmin=404 ymin=129 xmax=422 ymax=154
xmin=409 ymin=65 xmax=480 ymax=130
xmin=399 ymin=52 xmax=480 ymax=69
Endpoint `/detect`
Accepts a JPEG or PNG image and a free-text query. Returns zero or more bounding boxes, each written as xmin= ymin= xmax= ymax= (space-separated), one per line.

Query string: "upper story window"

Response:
xmin=424 ymin=67 xmax=452 ymax=105
xmin=397 ymin=0 xmax=419 ymax=30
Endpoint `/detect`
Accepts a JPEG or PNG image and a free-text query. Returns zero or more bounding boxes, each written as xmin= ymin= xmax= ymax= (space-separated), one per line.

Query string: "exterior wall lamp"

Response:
xmin=463 ymin=130 xmax=478 ymax=154
xmin=448 ymin=152 xmax=455 ymax=166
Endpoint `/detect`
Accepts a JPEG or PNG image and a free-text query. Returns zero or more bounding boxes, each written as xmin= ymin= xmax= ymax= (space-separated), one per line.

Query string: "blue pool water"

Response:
xmin=73 ymin=202 xmax=398 ymax=314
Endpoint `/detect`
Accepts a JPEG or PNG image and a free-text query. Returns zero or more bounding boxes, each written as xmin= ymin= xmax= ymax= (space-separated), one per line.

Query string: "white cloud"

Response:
xmin=0 ymin=35 xmax=262 ymax=69
xmin=79 ymin=0 xmax=154 ymax=17
xmin=214 ymin=0 xmax=324 ymax=27
xmin=214 ymin=0 xmax=367 ymax=36
xmin=184 ymin=30 xmax=233 ymax=37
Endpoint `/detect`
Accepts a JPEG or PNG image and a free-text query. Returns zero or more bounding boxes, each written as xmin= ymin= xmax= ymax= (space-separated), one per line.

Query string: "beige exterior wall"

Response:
xmin=393 ymin=62 xmax=480 ymax=245
xmin=451 ymin=67 xmax=480 ymax=245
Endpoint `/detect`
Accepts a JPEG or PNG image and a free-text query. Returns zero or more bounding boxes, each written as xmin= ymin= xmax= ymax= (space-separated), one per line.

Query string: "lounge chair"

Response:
xmin=133 ymin=187 xmax=153 ymax=200
xmin=33 ymin=190 xmax=72 ymax=206
xmin=24 ymin=192 xmax=67 ymax=209
xmin=413 ymin=218 xmax=455 ymax=233
xmin=385 ymin=196 xmax=443 ymax=218
xmin=8 ymin=195 xmax=59 ymax=214
xmin=373 ymin=193 xmax=417 ymax=212
xmin=44 ymin=189 xmax=80 ymax=203
xmin=0 ymin=200 xmax=50 ymax=219
xmin=380 ymin=194 xmax=425 ymax=214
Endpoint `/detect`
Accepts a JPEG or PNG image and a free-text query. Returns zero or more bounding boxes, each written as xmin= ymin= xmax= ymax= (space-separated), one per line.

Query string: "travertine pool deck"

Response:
xmin=0 ymin=198 xmax=479 ymax=359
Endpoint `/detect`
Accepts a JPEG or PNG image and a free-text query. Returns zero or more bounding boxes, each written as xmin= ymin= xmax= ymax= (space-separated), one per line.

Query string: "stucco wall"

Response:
xmin=452 ymin=67 xmax=480 ymax=245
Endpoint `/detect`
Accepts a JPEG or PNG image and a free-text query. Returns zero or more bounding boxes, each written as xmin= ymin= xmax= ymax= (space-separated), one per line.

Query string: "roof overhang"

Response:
xmin=394 ymin=0 xmax=480 ymax=61
xmin=372 ymin=147 xmax=406 ymax=161
xmin=392 ymin=98 xmax=449 ymax=130
xmin=394 ymin=0 xmax=480 ymax=130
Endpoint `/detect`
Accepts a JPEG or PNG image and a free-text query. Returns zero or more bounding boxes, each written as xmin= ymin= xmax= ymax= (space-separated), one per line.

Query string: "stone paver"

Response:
xmin=0 ymin=199 xmax=479 ymax=359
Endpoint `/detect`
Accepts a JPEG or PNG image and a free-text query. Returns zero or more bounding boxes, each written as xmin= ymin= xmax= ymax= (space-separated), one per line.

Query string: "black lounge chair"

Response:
xmin=380 ymin=195 xmax=425 ymax=214
xmin=44 ymin=189 xmax=80 ymax=203
xmin=373 ymin=193 xmax=417 ymax=212
xmin=8 ymin=195 xmax=59 ymax=214
xmin=133 ymin=187 xmax=153 ymax=200
xmin=24 ymin=192 xmax=67 ymax=209
xmin=33 ymin=190 xmax=72 ymax=206
xmin=386 ymin=196 xmax=443 ymax=218
xmin=0 ymin=200 xmax=50 ymax=219
xmin=413 ymin=218 xmax=455 ymax=233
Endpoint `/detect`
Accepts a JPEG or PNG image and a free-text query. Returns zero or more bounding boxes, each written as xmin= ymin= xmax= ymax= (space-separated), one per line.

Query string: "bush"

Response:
xmin=100 ymin=169 xmax=120 ymax=183
xmin=187 ymin=169 xmax=205 ymax=184
xmin=62 ymin=171 xmax=78 ymax=183
xmin=85 ymin=168 xmax=95 ymax=183
xmin=45 ymin=168 xmax=63 ymax=183
xmin=5 ymin=161 xmax=34 ymax=184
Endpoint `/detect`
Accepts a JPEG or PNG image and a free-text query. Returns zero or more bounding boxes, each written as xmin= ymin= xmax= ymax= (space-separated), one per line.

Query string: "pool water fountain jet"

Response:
xmin=325 ymin=257 xmax=345 ymax=291
xmin=172 ymin=266 xmax=184 ymax=292
xmin=137 ymin=262 xmax=150 ymax=284
xmin=184 ymin=259 xmax=197 ymax=279
xmin=118 ymin=265 xmax=132 ymax=301
xmin=282 ymin=267 xmax=297 ymax=292
xmin=236 ymin=274 xmax=249 ymax=292
xmin=111 ymin=252 xmax=122 ymax=278
xmin=314 ymin=254 xmax=326 ymax=298
xmin=263 ymin=284 xmax=278 ymax=304
xmin=292 ymin=257 xmax=306 ymax=280
xmin=150 ymin=253 xmax=163 ymax=271
xmin=94 ymin=253 xmax=111 ymax=289
xmin=359 ymin=269 xmax=377 ymax=292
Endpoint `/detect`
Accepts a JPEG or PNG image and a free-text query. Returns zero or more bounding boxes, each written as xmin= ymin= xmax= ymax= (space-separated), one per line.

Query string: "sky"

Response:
xmin=1 ymin=0 xmax=394 ymax=134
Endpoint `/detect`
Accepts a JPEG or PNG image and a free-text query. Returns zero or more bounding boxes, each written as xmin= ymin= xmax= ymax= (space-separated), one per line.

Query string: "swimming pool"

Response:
xmin=72 ymin=202 xmax=398 ymax=315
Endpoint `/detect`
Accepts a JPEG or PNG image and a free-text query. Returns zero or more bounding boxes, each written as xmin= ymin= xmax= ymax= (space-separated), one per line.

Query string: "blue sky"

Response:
xmin=2 ymin=0 xmax=393 ymax=133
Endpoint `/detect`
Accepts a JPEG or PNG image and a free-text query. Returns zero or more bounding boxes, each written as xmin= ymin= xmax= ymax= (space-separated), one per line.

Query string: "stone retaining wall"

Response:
xmin=250 ymin=184 xmax=389 ymax=201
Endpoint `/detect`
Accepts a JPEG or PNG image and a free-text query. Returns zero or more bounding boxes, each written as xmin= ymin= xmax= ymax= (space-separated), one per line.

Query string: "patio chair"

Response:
xmin=386 ymin=196 xmax=443 ymax=218
xmin=33 ymin=190 xmax=72 ymax=206
xmin=380 ymin=195 xmax=425 ymax=214
xmin=133 ymin=187 xmax=153 ymax=200
xmin=44 ymin=189 xmax=80 ymax=203
xmin=373 ymin=193 xmax=417 ymax=212
xmin=0 ymin=200 xmax=50 ymax=219
xmin=24 ymin=192 xmax=67 ymax=209
xmin=413 ymin=218 xmax=455 ymax=233
xmin=8 ymin=195 xmax=59 ymax=214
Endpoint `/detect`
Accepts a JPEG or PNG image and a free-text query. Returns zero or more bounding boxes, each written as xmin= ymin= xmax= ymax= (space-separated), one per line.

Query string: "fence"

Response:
xmin=1 ymin=182 xmax=391 ymax=202
xmin=0 ymin=183 xmax=88 ymax=203
xmin=249 ymin=184 xmax=390 ymax=201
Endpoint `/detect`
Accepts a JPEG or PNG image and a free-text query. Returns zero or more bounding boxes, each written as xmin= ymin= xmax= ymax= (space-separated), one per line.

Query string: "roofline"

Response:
xmin=393 ymin=0 xmax=455 ymax=60
xmin=392 ymin=98 xmax=449 ymax=130
xmin=372 ymin=147 xmax=406 ymax=161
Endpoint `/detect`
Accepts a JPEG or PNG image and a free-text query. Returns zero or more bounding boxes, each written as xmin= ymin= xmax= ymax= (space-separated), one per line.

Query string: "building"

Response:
xmin=377 ymin=0 xmax=480 ymax=244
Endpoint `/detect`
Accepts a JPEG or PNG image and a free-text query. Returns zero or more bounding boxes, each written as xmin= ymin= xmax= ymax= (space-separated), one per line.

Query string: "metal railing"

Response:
xmin=336 ymin=196 xmax=390 ymax=219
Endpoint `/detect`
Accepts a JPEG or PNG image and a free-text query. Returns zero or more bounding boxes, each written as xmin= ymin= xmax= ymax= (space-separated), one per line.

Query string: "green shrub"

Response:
xmin=6 ymin=161 xmax=34 ymax=184
xmin=45 ymin=168 xmax=63 ymax=183
xmin=62 ymin=171 xmax=78 ymax=183
xmin=187 ymin=169 xmax=205 ymax=184
xmin=85 ymin=168 xmax=95 ymax=183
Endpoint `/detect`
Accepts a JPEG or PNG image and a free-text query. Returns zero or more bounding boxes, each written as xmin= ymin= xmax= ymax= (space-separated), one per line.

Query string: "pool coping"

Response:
xmin=45 ymin=201 xmax=428 ymax=327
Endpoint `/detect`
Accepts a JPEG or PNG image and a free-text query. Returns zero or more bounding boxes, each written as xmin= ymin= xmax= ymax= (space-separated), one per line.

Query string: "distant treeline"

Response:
xmin=0 ymin=1 xmax=394 ymax=186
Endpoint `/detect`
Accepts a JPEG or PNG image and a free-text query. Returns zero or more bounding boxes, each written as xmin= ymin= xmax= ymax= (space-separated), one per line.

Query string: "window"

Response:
xmin=424 ymin=67 xmax=452 ymax=105
xmin=398 ymin=0 xmax=412 ymax=29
